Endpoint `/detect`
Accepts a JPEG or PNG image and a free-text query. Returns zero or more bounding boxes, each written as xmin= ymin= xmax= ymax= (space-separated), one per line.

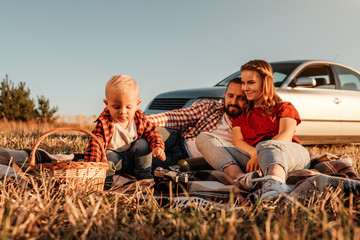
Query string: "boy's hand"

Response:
xmin=152 ymin=147 xmax=166 ymax=161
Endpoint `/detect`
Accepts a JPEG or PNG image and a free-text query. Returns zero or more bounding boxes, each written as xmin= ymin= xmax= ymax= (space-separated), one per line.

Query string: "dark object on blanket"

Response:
xmin=154 ymin=167 xmax=189 ymax=183
xmin=24 ymin=149 xmax=54 ymax=164
xmin=154 ymin=167 xmax=189 ymax=194
xmin=153 ymin=158 xmax=214 ymax=195
xmin=72 ymin=153 xmax=86 ymax=161
xmin=175 ymin=157 xmax=214 ymax=172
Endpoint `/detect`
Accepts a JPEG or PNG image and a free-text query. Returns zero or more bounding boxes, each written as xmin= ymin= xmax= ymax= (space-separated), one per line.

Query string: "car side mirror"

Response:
xmin=295 ymin=77 xmax=316 ymax=87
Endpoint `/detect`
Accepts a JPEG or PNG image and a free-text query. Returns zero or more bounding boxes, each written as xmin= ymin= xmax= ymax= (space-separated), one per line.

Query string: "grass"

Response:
xmin=1 ymin=120 xmax=360 ymax=239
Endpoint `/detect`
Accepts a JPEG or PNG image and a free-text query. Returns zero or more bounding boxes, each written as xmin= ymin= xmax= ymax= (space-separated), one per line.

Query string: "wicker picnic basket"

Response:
xmin=29 ymin=126 xmax=109 ymax=191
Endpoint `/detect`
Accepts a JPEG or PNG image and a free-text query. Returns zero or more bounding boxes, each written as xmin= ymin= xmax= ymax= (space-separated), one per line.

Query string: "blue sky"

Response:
xmin=1 ymin=0 xmax=360 ymax=117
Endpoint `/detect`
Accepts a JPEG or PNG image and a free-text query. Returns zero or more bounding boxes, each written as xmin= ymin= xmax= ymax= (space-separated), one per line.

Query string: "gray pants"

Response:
xmin=195 ymin=132 xmax=250 ymax=172
xmin=195 ymin=132 xmax=311 ymax=176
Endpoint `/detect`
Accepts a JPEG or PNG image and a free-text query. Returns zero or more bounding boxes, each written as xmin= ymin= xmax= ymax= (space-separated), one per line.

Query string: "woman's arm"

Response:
xmin=233 ymin=126 xmax=260 ymax=172
xmin=233 ymin=126 xmax=254 ymax=153
xmin=272 ymin=117 xmax=297 ymax=142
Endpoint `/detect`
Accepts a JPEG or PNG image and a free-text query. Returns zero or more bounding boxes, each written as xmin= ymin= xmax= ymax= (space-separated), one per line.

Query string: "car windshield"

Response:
xmin=215 ymin=62 xmax=301 ymax=87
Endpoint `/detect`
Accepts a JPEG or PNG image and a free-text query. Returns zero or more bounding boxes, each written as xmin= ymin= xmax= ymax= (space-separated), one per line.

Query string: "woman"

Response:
xmin=196 ymin=59 xmax=310 ymax=200
xmin=232 ymin=59 xmax=311 ymax=200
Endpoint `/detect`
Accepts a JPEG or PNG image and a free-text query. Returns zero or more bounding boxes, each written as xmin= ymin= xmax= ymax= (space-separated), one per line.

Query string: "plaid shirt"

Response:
xmin=147 ymin=100 xmax=225 ymax=140
xmin=84 ymin=108 xmax=164 ymax=162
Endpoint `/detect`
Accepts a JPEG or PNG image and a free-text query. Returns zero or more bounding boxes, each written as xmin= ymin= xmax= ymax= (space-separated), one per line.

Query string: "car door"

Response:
xmin=283 ymin=64 xmax=342 ymax=143
xmin=332 ymin=65 xmax=360 ymax=142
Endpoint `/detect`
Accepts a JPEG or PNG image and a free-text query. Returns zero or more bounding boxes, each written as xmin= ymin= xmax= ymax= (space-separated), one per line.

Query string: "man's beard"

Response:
xmin=224 ymin=104 xmax=242 ymax=119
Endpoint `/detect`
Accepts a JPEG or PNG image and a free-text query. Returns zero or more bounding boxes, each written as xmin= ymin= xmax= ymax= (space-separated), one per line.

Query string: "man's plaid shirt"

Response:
xmin=85 ymin=108 xmax=164 ymax=162
xmin=147 ymin=100 xmax=225 ymax=140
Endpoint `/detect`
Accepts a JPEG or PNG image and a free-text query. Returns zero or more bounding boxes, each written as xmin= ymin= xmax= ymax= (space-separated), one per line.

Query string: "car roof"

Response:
xmin=270 ymin=59 xmax=332 ymax=65
xmin=271 ymin=60 xmax=309 ymax=64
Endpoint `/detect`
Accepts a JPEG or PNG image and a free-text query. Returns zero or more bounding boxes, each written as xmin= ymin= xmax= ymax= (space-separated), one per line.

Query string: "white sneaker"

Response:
xmin=253 ymin=175 xmax=291 ymax=200
xmin=235 ymin=170 xmax=262 ymax=191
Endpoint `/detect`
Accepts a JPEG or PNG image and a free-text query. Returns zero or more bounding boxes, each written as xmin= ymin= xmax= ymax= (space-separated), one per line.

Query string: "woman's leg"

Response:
xmin=256 ymin=140 xmax=311 ymax=177
xmin=255 ymin=140 xmax=311 ymax=199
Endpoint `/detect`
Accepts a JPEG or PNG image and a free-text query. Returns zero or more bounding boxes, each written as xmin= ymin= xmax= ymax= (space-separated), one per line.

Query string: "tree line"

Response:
xmin=0 ymin=74 xmax=58 ymax=122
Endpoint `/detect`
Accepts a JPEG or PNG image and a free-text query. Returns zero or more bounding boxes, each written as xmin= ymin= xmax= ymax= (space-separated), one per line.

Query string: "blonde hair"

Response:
xmin=105 ymin=75 xmax=139 ymax=98
xmin=241 ymin=59 xmax=282 ymax=116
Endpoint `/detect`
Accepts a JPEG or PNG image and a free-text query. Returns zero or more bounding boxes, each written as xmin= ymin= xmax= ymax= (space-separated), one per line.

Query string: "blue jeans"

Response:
xmin=106 ymin=138 xmax=153 ymax=179
xmin=196 ymin=132 xmax=311 ymax=176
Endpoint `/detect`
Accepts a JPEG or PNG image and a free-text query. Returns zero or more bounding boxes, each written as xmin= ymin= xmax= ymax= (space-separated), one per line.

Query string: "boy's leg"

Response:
xmin=105 ymin=150 xmax=127 ymax=189
xmin=128 ymin=138 xmax=153 ymax=180
xmin=152 ymin=127 xmax=189 ymax=169
xmin=106 ymin=150 xmax=126 ymax=177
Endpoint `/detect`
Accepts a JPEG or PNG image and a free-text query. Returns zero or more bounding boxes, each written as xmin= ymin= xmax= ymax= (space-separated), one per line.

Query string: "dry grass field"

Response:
xmin=1 ymin=119 xmax=360 ymax=239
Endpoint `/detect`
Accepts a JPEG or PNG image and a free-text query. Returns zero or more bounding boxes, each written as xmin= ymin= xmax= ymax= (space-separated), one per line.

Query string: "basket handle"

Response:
xmin=29 ymin=126 xmax=107 ymax=166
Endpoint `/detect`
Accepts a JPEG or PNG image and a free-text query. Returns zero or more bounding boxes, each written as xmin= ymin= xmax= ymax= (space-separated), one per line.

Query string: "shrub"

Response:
xmin=0 ymin=74 xmax=58 ymax=122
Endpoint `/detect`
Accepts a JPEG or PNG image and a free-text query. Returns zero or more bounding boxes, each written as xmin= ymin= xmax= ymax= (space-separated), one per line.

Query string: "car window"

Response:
xmin=215 ymin=62 xmax=300 ymax=87
xmin=333 ymin=65 xmax=360 ymax=91
xmin=215 ymin=71 xmax=240 ymax=86
xmin=273 ymin=72 xmax=287 ymax=87
xmin=271 ymin=62 xmax=300 ymax=87
xmin=294 ymin=65 xmax=335 ymax=89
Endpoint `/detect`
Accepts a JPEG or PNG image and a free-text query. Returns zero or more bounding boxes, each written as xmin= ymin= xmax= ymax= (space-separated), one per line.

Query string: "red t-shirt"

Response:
xmin=232 ymin=102 xmax=301 ymax=146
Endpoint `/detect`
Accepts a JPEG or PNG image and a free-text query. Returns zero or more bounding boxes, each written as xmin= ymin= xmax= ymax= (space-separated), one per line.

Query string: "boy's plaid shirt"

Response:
xmin=84 ymin=108 xmax=164 ymax=162
xmin=147 ymin=100 xmax=226 ymax=140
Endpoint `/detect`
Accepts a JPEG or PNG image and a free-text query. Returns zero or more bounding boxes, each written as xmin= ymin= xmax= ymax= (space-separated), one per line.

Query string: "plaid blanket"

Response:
xmin=285 ymin=153 xmax=360 ymax=202
xmin=2 ymin=148 xmax=358 ymax=206
xmin=109 ymin=153 xmax=360 ymax=205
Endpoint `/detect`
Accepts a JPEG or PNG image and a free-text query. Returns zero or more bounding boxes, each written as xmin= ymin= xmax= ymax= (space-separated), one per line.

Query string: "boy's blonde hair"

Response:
xmin=105 ymin=75 xmax=139 ymax=98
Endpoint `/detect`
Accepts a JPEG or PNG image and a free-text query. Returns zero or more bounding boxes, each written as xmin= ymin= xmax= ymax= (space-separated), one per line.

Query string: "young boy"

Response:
xmin=84 ymin=75 xmax=166 ymax=180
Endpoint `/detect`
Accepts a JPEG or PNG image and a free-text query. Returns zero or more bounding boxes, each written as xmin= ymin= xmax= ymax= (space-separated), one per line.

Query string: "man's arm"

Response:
xmin=146 ymin=100 xmax=213 ymax=129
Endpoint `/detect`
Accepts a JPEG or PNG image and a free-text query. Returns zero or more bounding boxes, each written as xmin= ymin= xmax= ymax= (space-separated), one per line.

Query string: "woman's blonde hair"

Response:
xmin=241 ymin=59 xmax=282 ymax=116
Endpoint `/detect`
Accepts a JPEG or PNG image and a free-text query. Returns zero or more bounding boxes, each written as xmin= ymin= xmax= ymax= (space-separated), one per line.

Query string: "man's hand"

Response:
xmin=246 ymin=157 xmax=260 ymax=172
xmin=152 ymin=147 xmax=166 ymax=161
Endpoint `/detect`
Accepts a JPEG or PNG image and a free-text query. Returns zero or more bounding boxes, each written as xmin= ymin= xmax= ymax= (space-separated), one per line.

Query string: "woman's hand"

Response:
xmin=234 ymin=126 xmax=260 ymax=172
xmin=152 ymin=147 xmax=166 ymax=161
xmin=246 ymin=156 xmax=260 ymax=172
xmin=246 ymin=148 xmax=260 ymax=172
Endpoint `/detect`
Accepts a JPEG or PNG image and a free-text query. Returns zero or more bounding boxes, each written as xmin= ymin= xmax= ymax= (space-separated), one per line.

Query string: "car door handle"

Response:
xmin=334 ymin=97 xmax=341 ymax=104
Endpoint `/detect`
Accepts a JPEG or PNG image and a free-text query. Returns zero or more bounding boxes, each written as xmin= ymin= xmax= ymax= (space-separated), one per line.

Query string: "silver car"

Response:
xmin=145 ymin=60 xmax=360 ymax=145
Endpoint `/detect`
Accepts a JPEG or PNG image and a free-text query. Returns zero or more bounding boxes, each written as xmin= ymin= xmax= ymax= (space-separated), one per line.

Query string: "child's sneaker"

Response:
xmin=253 ymin=175 xmax=291 ymax=200
xmin=235 ymin=170 xmax=262 ymax=191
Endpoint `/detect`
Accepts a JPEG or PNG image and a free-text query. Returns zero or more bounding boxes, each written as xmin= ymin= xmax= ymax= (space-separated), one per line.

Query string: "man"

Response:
xmin=148 ymin=77 xmax=247 ymax=168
